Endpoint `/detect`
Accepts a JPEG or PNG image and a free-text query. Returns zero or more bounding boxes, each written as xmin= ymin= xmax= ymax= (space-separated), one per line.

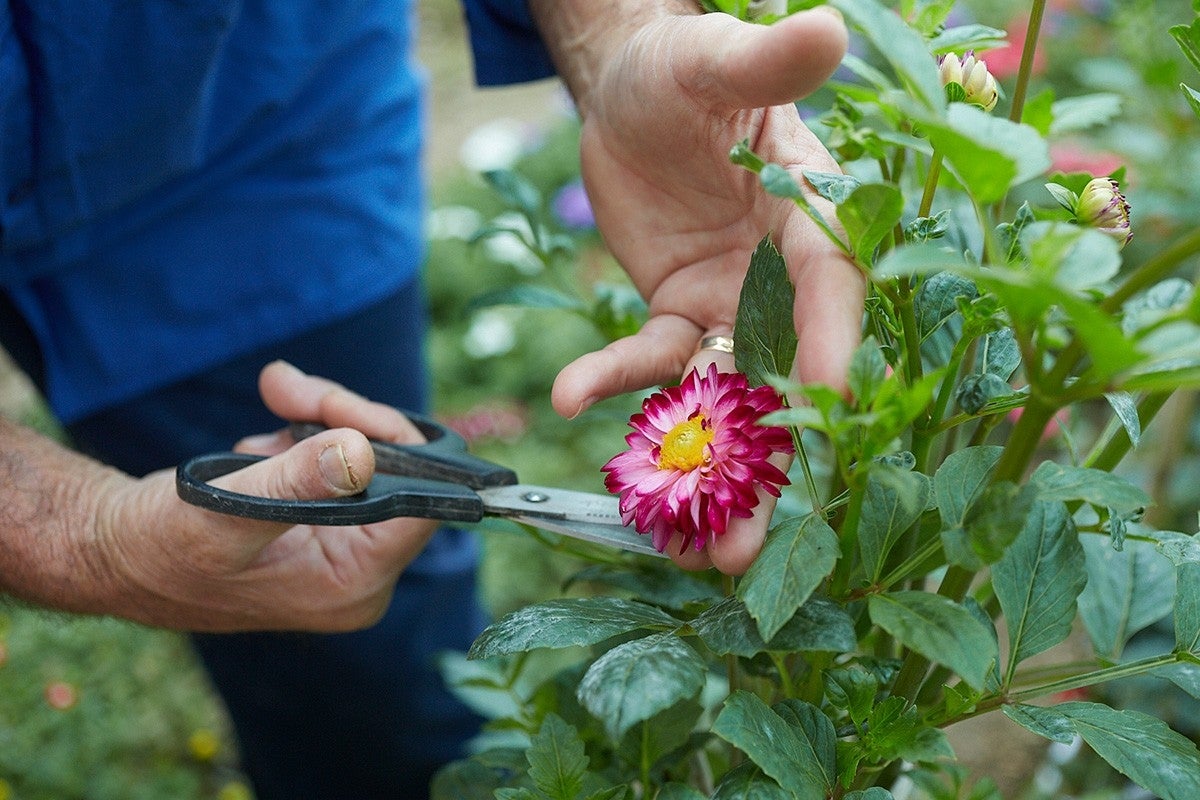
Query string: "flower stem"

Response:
xmin=1007 ymin=0 xmax=1048 ymax=124
xmin=918 ymin=151 xmax=944 ymax=219
xmin=941 ymin=652 xmax=1183 ymax=726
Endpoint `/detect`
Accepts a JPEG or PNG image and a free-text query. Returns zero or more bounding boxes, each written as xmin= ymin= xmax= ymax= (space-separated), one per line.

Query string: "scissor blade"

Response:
xmin=477 ymin=485 xmax=665 ymax=558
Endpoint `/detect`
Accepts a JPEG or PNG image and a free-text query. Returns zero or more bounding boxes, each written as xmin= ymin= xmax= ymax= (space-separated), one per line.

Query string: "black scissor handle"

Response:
xmin=176 ymin=452 xmax=487 ymax=526
xmin=290 ymin=412 xmax=517 ymax=488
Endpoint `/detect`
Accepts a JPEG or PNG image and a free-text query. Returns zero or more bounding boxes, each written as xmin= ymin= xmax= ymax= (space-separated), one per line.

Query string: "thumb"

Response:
xmin=686 ymin=8 xmax=848 ymax=111
xmin=212 ymin=428 xmax=377 ymax=505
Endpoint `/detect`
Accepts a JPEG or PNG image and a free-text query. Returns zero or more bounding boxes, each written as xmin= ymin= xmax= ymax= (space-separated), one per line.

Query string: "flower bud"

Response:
xmin=1075 ymin=177 xmax=1132 ymax=248
xmin=938 ymin=51 xmax=999 ymax=112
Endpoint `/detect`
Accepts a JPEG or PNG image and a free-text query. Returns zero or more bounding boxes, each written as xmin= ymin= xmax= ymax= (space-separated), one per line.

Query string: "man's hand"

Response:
xmin=532 ymin=3 xmax=864 ymax=573
xmin=0 ymin=361 xmax=437 ymax=632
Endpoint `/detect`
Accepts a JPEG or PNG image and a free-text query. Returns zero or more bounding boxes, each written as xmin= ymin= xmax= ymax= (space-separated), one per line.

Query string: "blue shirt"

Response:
xmin=0 ymin=1 xmax=552 ymax=422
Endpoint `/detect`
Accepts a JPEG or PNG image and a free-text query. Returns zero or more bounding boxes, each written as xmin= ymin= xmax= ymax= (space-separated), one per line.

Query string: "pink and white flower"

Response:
xmin=602 ymin=364 xmax=793 ymax=554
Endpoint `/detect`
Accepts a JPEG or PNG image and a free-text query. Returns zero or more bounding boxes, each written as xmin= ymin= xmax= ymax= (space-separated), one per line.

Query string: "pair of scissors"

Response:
xmin=175 ymin=413 xmax=664 ymax=558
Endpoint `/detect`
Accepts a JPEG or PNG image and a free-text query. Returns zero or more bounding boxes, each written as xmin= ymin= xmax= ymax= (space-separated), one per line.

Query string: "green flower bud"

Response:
xmin=938 ymin=51 xmax=999 ymax=112
xmin=1075 ymin=177 xmax=1132 ymax=249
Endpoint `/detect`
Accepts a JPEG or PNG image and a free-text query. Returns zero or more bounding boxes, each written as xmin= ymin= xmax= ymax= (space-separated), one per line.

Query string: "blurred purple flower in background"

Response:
xmin=551 ymin=181 xmax=595 ymax=230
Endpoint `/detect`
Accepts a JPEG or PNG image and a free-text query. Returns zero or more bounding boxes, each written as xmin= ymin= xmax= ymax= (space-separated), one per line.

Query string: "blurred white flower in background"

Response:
xmin=463 ymin=308 xmax=518 ymax=359
xmin=426 ymin=205 xmax=483 ymax=241
xmin=459 ymin=118 xmax=531 ymax=173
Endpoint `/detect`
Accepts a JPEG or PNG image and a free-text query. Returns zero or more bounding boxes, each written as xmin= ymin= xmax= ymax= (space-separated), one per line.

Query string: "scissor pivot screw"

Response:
xmin=522 ymin=491 xmax=550 ymax=503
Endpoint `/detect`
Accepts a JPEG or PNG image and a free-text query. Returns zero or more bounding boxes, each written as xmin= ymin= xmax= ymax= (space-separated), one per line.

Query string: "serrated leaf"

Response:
xmin=1002 ymin=703 xmax=1075 ymax=744
xmin=468 ymin=598 xmax=680 ymax=659
xmin=863 ymin=696 xmax=955 ymax=764
xmin=824 ymin=667 xmax=879 ymax=726
xmin=1030 ymin=461 xmax=1150 ymax=516
xmin=874 ymin=241 xmax=971 ymax=279
xmin=584 ymin=788 xmax=628 ymax=800
xmin=737 ymin=514 xmax=840 ymax=642
xmin=691 ymin=596 xmax=855 ymax=657
xmin=577 ymin=633 xmax=705 ymax=740
xmin=773 ymin=699 xmax=837 ymax=789
xmin=1057 ymin=701 xmax=1200 ymax=800
xmin=1078 ymin=535 xmax=1176 ymax=660
xmin=712 ymin=691 xmax=832 ymax=799
xmin=495 ymin=789 xmax=539 ymax=800
xmin=934 ymin=446 xmax=1004 ymax=528
xmin=993 ymin=501 xmax=1088 ymax=676
xmin=527 ymin=714 xmax=588 ymax=800
xmin=868 ymin=591 xmax=997 ymax=690
xmin=859 ymin=463 xmax=932 ymax=581
xmin=616 ymin=699 xmax=702 ymax=778
xmin=830 ymin=0 xmax=946 ymax=113
xmin=838 ymin=183 xmax=904 ymax=266
xmin=711 ymin=763 xmax=791 ymax=800
xmin=735 ymin=236 xmax=797 ymax=388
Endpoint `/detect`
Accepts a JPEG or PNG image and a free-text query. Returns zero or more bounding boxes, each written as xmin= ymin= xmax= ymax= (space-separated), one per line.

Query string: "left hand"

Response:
xmin=538 ymin=5 xmax=864 ymax=572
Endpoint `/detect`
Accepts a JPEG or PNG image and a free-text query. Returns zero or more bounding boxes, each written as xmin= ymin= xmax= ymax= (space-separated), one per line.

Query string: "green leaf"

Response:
xmin=468 ymin=598 xmax=680 ymax=659
xmin=915 ymin=271 xmax=978 ymax=339
xmin=469 ymin=285 xmax=587 ymax=313
xmin=845 ymin=790 xmax=896 ymax=800
xmin=922 ymin=105 xmax=1050 ymax=205
xmin=849 ymin=335 xmax=888 ymax=409
xmin=576 ymin=633 xmax=705 ymax=740
xmin=830 ymin=0 xmax=946 ymax=114
xmin=868 ymin=590 xmax=998 ymax=690
xmin=1182 ymin=83 xmax=1200 ymax=120
xmin=615 ymin=699 xmax=703 ymax=781
xmin=773 ymin=699 xmax=837 ymax=788
xmin=1103 ymin=391 xmax=1141 ymax=448
xmin=837 ymin=183 xmax=904 ymax=265
xmin=483 ymin=169 xmax=542 ymax=218
xmin=691 ymin=596 xmax=856 ymax=657
xmin=711 ymin=763 xmax=790 ymax=800
xmin=804 ymin=170 xmax=862 ymax=204
xmin=927 ymin=24 xmax=1007 ymax=54
xmin=738 ymin=514 xmax=840 ymax=642
xmin=993 ymin=501 xmax=1088 ymax=674
xmin=858 ymin=463 xmax=932 ymax=582
xmin=1049 ymin=93 xmax=1123 ymax=135
xmin=873 ymin=241 xmax=971 ymax=279
xmin=1078 ymin=534 xmax=1176 ymax=660
xmin=934 ymin=446 xmax=1004 ymax=529
xmin=862 ymin=696 xmax=955 ymax=764
xmin=712 ymin=691 xmax=833 ymax=799
xmin=735 ymin=236 xmax=798 ymax=388
xmin=1002 ymin=703 xmax=1075 ymax=744
xmin=1023 ymin=222 xmax=1122 ymax=292
xmin=1057 ymin=701 xmax=1200 ymax=800
xmin=431 ymin=755 xmax=523 ymax=800
xmin=527 ymin=714 xmax=588 ymax=800
xmin=1030 ymin=461 xmax=1150 ymax=517
xmin=823 ymin=667 xmax=879 ymax=726
xmin=584 ymin=789 xmax=628 ymax=800
xmin=495 ymin=789 xmax=540 ymax=800
xmin=1170 ymin=20 xmax=1200 ymax=73
xmin=656 ymin=784 xmax=708 ymax=800
xmin=1156 ymin=535 xmax=1200 ymax=653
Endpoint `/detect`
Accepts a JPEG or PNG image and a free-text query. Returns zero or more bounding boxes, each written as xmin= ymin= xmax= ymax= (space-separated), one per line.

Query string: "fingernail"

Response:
xmin=271 ymin=359 xmax=304 ymax=376
xmin=318 ymin=443 xmax=360 ymax=491
xmin=815 ymin=4 xmax=844 ymax=23
xmin=566 ymin=397 xmax=596 ymax=421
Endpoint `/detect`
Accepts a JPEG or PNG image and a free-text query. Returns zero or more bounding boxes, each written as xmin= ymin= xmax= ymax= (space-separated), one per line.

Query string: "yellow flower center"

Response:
xmin=658 ymin=414 xmax=713 ymax=471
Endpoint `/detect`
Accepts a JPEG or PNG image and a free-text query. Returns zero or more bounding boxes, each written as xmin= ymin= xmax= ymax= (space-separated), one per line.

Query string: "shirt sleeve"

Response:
xmin=460 ymin=0 xmax=556 ymax=86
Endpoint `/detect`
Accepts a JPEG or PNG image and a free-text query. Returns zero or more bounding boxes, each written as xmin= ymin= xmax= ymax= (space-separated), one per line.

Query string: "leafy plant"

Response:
xmin=435 ymin=1 xmax=1200 ymax=798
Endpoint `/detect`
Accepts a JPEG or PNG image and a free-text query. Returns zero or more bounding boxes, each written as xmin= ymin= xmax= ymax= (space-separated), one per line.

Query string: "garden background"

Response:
xmin=2 ymin=0 xmax=1199 ymax=797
